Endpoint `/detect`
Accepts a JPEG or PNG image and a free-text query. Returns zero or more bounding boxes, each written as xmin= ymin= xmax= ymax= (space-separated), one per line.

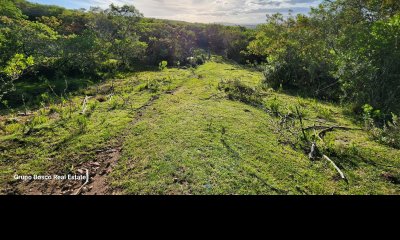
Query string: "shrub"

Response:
xmin=268 ymin=101 xmax=281 ymax=117
xmin=218 ymin=79 xmax=263 ymax=106
xmin=5 ymin=123 xmax=23 ymax=135
xmin=31 ymin=115 xmax=48 ymax=126
xmin=196 ymin=55 xmax=205 ymax=65
xmin=370 ymin=113 xmax=400 ymax=149
xmin=99 ymin=59 xmax=120 ymax=77
xmin=159 ymin=61 xmax=168 ymax=71
xmin=363 ymin=104 xmax=384 ymax=128
xmin=363 ymin=105 xmax=400 ymax=149
xmin=108 ymin=97 xmax=122 ymax=110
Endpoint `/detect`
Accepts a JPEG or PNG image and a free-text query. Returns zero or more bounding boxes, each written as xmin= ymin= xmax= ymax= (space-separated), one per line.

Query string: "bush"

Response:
xmin=370 ymin=113 xmax=400 ymax=149
xmin=159 ymin=61 xmax=168 ymax=71
xmin=363 ymin=105 xmax=400 ymax=149
xmin=218 ymin=79 xmax=263 ymax=106
xmin=268 ymin=100 xmax=281 ymax=117
xmin=193 ymin=49 xmax=207 ymax=66
xmin=195 ymin=55 xmax=205 ymax=65
xmin=99 ymin=59 xmax=120 ymax=77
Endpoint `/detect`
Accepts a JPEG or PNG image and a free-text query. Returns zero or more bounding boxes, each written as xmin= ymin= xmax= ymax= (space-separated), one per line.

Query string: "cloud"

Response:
xmin=31 ymin=0 xmax=322 ymax=24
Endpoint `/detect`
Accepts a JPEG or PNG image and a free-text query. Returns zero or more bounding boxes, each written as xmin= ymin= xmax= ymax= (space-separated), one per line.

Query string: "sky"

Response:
xmin=30 ymin=0 xmax=322 ymax=24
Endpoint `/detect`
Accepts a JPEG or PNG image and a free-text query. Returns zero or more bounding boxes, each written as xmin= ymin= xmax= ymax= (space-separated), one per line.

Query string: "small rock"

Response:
xmin=77 ymin=169 xmax=85 ymax=174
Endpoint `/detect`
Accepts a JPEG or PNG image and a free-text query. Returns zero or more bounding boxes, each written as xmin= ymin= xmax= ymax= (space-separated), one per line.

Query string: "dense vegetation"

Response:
xmin=0 ymin=0 xmax=255 ymax=107
xmin=0 ymin=0 xmax=399 ymax=194
xmin=1 ymin=0 xmax=399 ymax=117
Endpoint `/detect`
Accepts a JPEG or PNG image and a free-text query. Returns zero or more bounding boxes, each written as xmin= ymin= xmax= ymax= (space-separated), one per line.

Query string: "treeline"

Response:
xmin=1 ymin=0 xmax=400 ymax=119
xmin=0 ymin=0 xmax=256 ymax=104
xmin=247 ymin=0 xmax=400 ymax=118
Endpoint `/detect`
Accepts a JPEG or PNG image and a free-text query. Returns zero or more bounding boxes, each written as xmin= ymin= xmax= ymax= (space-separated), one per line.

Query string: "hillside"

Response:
xmin=1 ymin=61 xmax=399 ymax=195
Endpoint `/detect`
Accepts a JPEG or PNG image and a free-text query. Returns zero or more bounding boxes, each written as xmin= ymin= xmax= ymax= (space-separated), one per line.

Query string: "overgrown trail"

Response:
xmin=1 ymin=62 xmax=400 ymax=195
xmin=0 ymin=68 xmax=190 ymax=195
xmin=109 ymin=62 xmax=400 ymax=194
xmin=78 ymin=90 xmax=182 ymax=195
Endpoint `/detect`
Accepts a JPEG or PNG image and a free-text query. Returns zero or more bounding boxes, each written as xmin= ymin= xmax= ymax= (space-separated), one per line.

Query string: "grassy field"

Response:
xmin=1 ymin=61 xmax=399 ymax=195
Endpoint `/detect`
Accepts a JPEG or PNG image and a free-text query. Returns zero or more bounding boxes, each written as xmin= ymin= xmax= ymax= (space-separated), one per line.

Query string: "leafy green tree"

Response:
xmin=248 ymin=13 xmax=338 ymax=99
xmin=336 ymin=13 xmax=400 ymax=114
xmin=0 ymin=0 xmax=24 ymax=19
xmin=0 ymin=53 xmax=34 ymax=101
xmin=88 ymin=4 xmax=147 ymax=69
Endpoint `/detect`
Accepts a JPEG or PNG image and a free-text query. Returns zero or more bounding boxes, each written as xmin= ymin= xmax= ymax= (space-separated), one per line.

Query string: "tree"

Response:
xmin=0 ymin=0 xmax=24 ymax=19
xmin=0 ymin=53 xmax=34 ymax=102
xmin=248 ymin=13 xmax=338 ymax=99
xmin=87 ymin=4 xmax=147 ymax=69
xmin=107 ymin=4 xmax=143 ymax=19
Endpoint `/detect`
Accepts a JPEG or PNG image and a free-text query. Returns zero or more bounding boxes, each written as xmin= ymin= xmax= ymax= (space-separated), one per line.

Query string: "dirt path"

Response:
xmin=5 ymin=87 xmax=182 ymax=195
xmin=80 ymin=94 xmax=163 ymax=195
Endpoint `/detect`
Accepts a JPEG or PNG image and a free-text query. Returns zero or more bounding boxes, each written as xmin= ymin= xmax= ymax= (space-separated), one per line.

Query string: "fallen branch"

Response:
xmin=323 ymin=154 xmax=346 ymax=180
xmin=304 ymin=125 xmax=362 ymax=132
xmin=307 ymin=139 xmax=346 ymax=180
xmin=296 ymin=106 xmax=308 ymax=142
xmin=80 ymin=96 xmax=92 ymax=115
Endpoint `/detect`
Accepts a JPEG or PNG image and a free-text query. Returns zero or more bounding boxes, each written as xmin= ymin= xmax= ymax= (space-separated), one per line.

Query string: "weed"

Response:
xmin=23 ymin=114 xmax=48 ymax=135
xmin=75 ymin=115 xmax=88 ymax=134
xmin=31 ymin=115 xmax=48 ymax=126
xmin=317 ymin=107 xmax=334 ymax=120
xmin=269 ymin=101 xmax=281 ymax=117
xmin=137 ymin=78 xmax=171 ymax=93
xmin=88 ymin=101 xmax=98 ymax=112
xmin=4 ymin=123 xmax=23 ymax=135
xmin=108 ymin=97 xmax=122 ymax=110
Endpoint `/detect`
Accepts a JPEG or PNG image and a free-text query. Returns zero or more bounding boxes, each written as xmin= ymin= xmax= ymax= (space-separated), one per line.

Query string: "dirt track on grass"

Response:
xmin=4 ymin=88 xmax=181 ymax=195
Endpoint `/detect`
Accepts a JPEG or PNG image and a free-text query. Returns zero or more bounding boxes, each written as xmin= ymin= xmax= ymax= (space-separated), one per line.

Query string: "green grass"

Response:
xmin=1 ymin=61 xmax=400 ymax=194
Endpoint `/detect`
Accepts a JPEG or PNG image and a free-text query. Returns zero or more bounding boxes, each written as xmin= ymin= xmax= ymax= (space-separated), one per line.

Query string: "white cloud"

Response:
xmin=34 ymin=0 xmax=322 ymax=24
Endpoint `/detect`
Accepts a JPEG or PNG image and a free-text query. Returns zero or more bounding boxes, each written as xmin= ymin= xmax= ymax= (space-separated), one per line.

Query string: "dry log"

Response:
xmin=323 ymin=155 xmax=346 ymax=179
